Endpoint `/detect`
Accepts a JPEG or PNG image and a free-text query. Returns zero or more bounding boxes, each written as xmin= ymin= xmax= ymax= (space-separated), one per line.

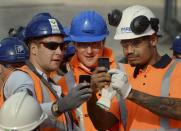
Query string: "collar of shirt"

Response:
xmin=133 ymin=54 xmax=172 ymax=78
xmin=35 ymin=67 xmax=48 ymax=81
xmin=153 ymin=54 xmax=172 ymax=68
xmin=35 ymin=67 xmax=62 ymax=96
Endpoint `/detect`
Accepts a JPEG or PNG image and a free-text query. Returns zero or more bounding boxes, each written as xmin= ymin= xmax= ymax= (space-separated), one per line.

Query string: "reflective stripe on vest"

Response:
xmin=129 ymin=59 xmax=181 ymax=131
xmin=118 ymin=63 xmax=129 ymax=129
xmin=65 ymin=70 xmax=76 ymax=91
xmin=65 ymin=70 xmax=83 ymax=131
xmin=160 ymin=59 xmax=181 ymax=131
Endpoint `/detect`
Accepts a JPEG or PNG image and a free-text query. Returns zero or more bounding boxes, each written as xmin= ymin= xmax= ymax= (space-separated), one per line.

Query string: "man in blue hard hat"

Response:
xmin=171 ymin=34 xmax=181 ymax=59
xmin=58 ymin=10 xmax=119 ymax=131
xmin=1 ymin=12 xmax=92 ymax=130
xmin=0 ymin=37 xmax=29 ymax=92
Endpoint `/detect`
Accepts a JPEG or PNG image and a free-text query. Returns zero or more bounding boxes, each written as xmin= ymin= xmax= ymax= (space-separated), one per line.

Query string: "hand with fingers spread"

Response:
xmin=108 ymin=68 xmax=132 ymax=99
xmin=90 ymin=67 xmax=111 ymax=94
xmin=53 ymin=83 xmax=92 ymax=115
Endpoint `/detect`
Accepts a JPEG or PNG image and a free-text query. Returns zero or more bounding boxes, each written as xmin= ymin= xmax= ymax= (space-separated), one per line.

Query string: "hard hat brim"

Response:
xmin=114 ymin=29 xmax=155 ymax=40
xmin=0 ymin=109 xmax=48 ymax=131
xmin=70 ymin=34 xmax=107 ymax=42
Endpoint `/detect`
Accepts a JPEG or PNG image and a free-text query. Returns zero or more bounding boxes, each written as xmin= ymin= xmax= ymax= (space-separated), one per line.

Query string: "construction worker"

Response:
xmin=91 ymin=5 xmax=181 ymax=131
xmin=1 ymin=12 xmax=92 ymax=130
xmin=0 ymin=37 xmax=29 ymax=91
xmin=58 ymin=10 xmax=120 ymax=131
xmin=171 ymin=34 xmax=181 ymax=59
xmin=0 ymin=91 xmax=48 ymax=131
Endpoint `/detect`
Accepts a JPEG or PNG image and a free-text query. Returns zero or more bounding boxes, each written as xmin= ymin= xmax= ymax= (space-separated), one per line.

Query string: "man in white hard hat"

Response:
xmin=90 ymin=5 xmax=181 ymax=131
xmin=0 ymin=92 xmax=48 ymax=131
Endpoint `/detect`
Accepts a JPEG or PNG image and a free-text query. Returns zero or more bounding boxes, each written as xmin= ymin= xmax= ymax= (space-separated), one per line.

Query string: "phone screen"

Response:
xmin=98 ymin=57 xmax=110 ymax=70
xmin=79 ymin=75 xmax=91 ymax=83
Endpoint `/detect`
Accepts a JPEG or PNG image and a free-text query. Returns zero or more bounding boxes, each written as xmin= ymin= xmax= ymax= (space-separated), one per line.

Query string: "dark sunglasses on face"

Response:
xmin=40 ymin=41 xmax=66 ymax=50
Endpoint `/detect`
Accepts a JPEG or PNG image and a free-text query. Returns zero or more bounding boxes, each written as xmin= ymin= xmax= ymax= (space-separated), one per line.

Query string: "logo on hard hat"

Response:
xmin=15 ymin=45 xmax=25 ymax=54
xmin=49 ymin=19 xmax=60 ymax=34
xmin=121 ymin=27 xmax=132 ymax=33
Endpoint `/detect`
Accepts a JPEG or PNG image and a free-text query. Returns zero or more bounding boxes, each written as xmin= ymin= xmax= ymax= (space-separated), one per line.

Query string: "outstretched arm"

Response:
xmin=128 ymin=89 xmax=181 ymax=120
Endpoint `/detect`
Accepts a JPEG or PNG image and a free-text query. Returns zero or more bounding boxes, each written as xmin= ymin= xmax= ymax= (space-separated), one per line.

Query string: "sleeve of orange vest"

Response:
xmin=87 ymin=67 xmax=118 ymax=130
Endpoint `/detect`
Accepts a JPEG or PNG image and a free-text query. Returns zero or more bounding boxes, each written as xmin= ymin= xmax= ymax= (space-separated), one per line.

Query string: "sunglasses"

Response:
xmin=40 ymin=41 xmax=66 ymax=50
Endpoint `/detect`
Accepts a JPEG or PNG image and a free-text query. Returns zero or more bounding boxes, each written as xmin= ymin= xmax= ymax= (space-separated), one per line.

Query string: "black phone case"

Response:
xmin=79 ymin=75 xmax=91 ymax=83
xmin=98 ymin=57 xmax=110 ymax=70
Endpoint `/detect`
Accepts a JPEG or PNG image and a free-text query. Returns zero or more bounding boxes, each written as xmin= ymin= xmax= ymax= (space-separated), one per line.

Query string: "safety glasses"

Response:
xmin=76 ymin=41 xmax=103 ymax=49
xmin=121 ymin=36 xmax=150 ymax=48
xmin=40 ymin=41 xmax=66 ymax=50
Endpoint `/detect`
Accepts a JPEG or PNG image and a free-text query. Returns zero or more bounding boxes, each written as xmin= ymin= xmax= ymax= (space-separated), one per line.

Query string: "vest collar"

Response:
xmin=133 ymin=54 xmax=172 ymax=78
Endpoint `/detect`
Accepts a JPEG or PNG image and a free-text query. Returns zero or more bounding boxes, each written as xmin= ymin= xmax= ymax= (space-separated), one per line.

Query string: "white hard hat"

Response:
xmin=0 ymin=92 xmax=48 ymax=131
xmin=114 ymin=5 xmax=159 ymax=40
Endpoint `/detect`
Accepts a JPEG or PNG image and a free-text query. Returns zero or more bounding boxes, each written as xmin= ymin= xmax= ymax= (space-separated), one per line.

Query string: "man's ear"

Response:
xmin=30 ymin=42 xmax=38 ymax=55
xmin=150 ymin=34 xmax=158 ymax=46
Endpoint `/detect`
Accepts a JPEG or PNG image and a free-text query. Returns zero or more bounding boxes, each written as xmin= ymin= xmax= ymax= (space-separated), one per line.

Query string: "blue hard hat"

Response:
xmin=172 ymin=34 xmax=181 ymax=53
xmin=64 ymin=44 xmax=76 ymax=60
xmin=63 ymin=27 xmax=72 ymax=43
xmin=0 ymin=37 xmax=29 ymax=64
xmin=25 ymin=12 xmax=66 ymax=39
xmin=70 ymin=10 xmax=109 ymax=42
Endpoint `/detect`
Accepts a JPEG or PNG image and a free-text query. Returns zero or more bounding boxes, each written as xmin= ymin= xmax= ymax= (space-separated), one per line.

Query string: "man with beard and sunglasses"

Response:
xmin=1 ymin=13 xmax=92 ymax=131
xmin=90 ymin=5 xmax=181 ymax=131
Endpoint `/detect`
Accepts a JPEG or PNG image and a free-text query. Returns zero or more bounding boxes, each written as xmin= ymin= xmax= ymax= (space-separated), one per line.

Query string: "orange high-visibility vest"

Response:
xmin=0 ymin=65 xmax=74 ymax=131
xmin=120 ymin=58 xmax=181 ymax=131
xmin=58 ymin=47 xmax=122 ymax=131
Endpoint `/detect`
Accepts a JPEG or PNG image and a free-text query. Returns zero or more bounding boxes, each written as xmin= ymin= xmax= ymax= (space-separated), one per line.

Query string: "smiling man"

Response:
xmin=58 ymin=10 xmax=120 ymax=131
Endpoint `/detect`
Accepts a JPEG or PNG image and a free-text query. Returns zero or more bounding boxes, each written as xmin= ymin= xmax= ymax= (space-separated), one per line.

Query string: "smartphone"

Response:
xmin=79 ymin=75 xmax=91 ymax=83
xmin=98 ymin=57 xmax=110 ymax=70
